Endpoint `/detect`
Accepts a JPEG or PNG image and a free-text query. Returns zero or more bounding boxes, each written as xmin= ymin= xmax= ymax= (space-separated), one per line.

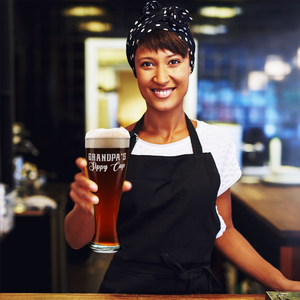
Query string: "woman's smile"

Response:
xmin=152 ymin=88 xmax=175 ymax=99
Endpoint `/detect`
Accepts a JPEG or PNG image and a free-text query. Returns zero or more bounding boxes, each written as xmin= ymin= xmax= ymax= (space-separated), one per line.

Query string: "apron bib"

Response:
xmin=99 ymin=115 xmax=222 ymax=294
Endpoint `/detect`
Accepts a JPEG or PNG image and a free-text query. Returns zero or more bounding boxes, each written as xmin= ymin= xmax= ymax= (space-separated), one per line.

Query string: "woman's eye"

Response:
xmin=141 ymin=61 xmax=153 ymax=67
xmin=169 ymin=59 xmax=180 ymax=65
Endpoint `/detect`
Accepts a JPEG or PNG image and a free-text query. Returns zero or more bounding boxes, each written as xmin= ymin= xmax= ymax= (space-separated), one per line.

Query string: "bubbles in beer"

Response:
xmin=85 ymin=127 xmax=130 ymax=139
xmin=85 ymin=127 xmax=130 ymax=149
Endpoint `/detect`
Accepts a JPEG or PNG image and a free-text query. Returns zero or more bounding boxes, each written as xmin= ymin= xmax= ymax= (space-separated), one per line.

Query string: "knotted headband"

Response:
xmin=126 ymin=0 xmax=195 ymax=77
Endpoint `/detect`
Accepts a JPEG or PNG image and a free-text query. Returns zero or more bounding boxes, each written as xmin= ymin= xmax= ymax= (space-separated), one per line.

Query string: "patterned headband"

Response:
xmin=126 ymin=0 xmax=195 ymax=77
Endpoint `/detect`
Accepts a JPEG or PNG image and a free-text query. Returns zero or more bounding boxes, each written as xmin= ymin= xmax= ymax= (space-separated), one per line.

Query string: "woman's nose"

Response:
xmin=153 ymin=65 xmax=169 ymax=85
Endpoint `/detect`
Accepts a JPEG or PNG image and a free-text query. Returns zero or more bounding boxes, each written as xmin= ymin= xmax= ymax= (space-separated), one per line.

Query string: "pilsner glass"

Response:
xmin=85 ymin=127 xmax=130 ymax=253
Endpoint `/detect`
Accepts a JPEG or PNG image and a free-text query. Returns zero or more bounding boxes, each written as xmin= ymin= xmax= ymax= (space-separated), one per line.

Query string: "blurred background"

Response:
xmin=2 ymin=0 xmax=300 ymax=184
xmin=1 ymin=0 xmax=300 ymax=295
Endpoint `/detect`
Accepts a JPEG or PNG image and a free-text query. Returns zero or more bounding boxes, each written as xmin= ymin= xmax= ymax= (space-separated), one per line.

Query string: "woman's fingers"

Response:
xmin=69 ymin=158 xmax=99 ymax=214
xmin=73 ymin=176 xmax=98 ymax=203
xmin=70 ymin=158 xmax=131 ymax=215
xmin=123 ymin=181 xmax=132 ymax=192
xmin=74 ymin=171 xmax=97 ymax=193
xmin=75 ymin=157 xmax=88 ymax=177
xmin=69 ymin=187 xmax=95 ymax=215
xmin=70 ymin=179 xmax=98 ymax=214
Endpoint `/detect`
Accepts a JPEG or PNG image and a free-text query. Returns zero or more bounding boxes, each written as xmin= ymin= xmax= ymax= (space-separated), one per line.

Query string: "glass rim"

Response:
xmin=85 ymin=136 xmax=130 ymax=139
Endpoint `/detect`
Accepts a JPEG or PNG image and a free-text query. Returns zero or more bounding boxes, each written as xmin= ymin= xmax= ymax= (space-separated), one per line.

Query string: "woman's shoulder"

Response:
xmin=196 ymin=120 xmax=242 ymax=195
xmin=195 ymin=119 xmax=239 ymax=157
xmin=195 ymin=120 xmax=233 ymax=143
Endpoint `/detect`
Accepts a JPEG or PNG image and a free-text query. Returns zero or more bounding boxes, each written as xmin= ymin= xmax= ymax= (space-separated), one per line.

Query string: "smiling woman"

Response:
xmin=65 ymin=0 xmax=300 ymax=295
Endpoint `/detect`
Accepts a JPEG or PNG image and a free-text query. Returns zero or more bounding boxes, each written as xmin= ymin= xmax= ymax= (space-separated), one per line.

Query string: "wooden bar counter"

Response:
xmin=231 ymin=181 xmax=300 ymax=281
xmin=0 ymin=294 xmax=265 ymax=300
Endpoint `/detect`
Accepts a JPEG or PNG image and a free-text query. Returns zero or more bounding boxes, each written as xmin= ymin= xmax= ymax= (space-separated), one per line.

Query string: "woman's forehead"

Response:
xmin=135 ymin=47 xmax=185 ymax=58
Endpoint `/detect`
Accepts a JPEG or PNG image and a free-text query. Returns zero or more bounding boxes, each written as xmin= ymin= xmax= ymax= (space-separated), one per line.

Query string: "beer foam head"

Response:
xmin=85 ymin=127 xmax=130 ymax=148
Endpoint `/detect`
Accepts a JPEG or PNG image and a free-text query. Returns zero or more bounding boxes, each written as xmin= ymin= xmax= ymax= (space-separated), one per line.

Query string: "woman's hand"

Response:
xmin=65 ymin=157 xmax=132 ymax=249
xmin=123 ymin=180 xmax=132 ymax=192
xmin=69 ymin=157 xmax=132 ymax=215
xmin=69 ymin=157 xmax=98 ymax=215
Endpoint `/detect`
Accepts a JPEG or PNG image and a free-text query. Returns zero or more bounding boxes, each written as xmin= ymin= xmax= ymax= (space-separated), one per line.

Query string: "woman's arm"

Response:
xmin=64 ymin=157 xmax=99 ymax=249
xmin=215 ymin=189 xmax=300 ymax=291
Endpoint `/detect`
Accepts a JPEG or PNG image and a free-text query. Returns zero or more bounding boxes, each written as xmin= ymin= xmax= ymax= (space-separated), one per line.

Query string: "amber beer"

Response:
xmin=85 ymin=128 xmax=130 ymax=253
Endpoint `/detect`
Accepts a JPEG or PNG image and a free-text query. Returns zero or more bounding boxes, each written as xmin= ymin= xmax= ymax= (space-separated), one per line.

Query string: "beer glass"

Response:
xmin=85 ymin=128 xmax=130 ymax=253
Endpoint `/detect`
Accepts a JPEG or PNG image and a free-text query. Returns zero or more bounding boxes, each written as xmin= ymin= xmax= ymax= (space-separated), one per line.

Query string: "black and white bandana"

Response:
xmin=126 ymin=0 xmax=195 ymax=77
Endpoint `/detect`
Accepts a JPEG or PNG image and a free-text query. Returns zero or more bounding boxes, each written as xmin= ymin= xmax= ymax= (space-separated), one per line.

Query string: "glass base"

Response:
xmin=89 ymin=242 xmax=120 ymax=254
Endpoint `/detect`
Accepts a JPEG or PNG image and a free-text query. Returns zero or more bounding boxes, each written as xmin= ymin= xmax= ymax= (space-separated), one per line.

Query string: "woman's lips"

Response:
xmin=152 ymin=88 xmax=175 ymax=98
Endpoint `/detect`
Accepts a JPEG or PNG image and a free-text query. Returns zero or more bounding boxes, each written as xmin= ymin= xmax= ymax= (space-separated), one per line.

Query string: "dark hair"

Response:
xmin=137 ymin=29 xmax=189 ymax=59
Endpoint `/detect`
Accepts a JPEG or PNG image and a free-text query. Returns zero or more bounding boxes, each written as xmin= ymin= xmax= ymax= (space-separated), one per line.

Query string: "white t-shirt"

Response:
xmin=131 ymin=120 xmax=242 ymax=238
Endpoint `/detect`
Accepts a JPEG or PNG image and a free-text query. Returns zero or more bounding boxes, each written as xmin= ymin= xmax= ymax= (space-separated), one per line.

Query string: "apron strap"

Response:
xmin=129 ymin=114 xmax=145 ymax=152
xmin=185 ymin=114 xmax=203 ymax=154
xmin=129 ymin=113 xmax=203 ymax=154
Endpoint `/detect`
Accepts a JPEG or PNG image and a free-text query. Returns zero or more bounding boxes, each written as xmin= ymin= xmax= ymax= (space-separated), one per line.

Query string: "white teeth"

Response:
xmin=154 ymin=89 xmax=173 ymax=97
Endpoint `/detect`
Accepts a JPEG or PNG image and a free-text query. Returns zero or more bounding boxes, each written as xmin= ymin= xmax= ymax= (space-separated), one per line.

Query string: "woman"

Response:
xmin=65 ymin=1 xmax=300 ymax=294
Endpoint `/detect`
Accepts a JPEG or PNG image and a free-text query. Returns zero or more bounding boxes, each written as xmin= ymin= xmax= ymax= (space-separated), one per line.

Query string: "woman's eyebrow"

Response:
xmin=137 ymin=56 xmax=154 ymax=62
xmin=137 ymin=53 xmax=179 ymax=61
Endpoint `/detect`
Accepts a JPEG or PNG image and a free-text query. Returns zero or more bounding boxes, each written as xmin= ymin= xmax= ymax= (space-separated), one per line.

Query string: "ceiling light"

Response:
xmin=62 ymin=6 xmax=105 ymax=17
xmin=248 ymin=71 xmax=268 ymax=91
xmin=79 ymin=21 xmax=111 ymax=32
xmin=264 ymin=55 xmax=291 ymax=81
xmin=295 ymin=47 xmax=300 ymax=68
xmin=191 ymin=24 xmax=227 ymax=35
xmin=199 ymin=6 xmax=242 ymax=18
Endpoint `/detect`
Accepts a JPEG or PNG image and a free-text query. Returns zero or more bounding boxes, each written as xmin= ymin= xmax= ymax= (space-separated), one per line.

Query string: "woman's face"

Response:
xmin=134 ymin=47 xmax=190 ymax=113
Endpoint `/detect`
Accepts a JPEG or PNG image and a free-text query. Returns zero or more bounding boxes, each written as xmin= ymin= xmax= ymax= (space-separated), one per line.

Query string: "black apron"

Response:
xmin=99 ymin=115 xmax=222 ymax=294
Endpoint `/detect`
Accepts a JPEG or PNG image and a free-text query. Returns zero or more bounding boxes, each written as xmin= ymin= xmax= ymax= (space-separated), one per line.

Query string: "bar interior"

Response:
xmin=1 ymin=0 xmax=300 ymax=298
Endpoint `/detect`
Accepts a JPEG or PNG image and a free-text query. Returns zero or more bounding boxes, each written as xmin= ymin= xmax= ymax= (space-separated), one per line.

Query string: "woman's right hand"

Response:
xmin=69 ymin=157 xmax=98 ymax=215
xmin=69 ymin=157 xmax=132 ymax=215
xmin=66 ymin=157 xmax=132 ymax=249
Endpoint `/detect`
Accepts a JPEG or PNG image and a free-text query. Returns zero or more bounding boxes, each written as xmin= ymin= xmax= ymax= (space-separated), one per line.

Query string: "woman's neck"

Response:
xmin=138 ymin=109 xmax=189 ymax=144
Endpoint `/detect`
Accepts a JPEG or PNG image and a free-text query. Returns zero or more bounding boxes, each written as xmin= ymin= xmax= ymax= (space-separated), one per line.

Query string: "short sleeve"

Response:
xmin=196 ymin=121 xmax=242 ymax=197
